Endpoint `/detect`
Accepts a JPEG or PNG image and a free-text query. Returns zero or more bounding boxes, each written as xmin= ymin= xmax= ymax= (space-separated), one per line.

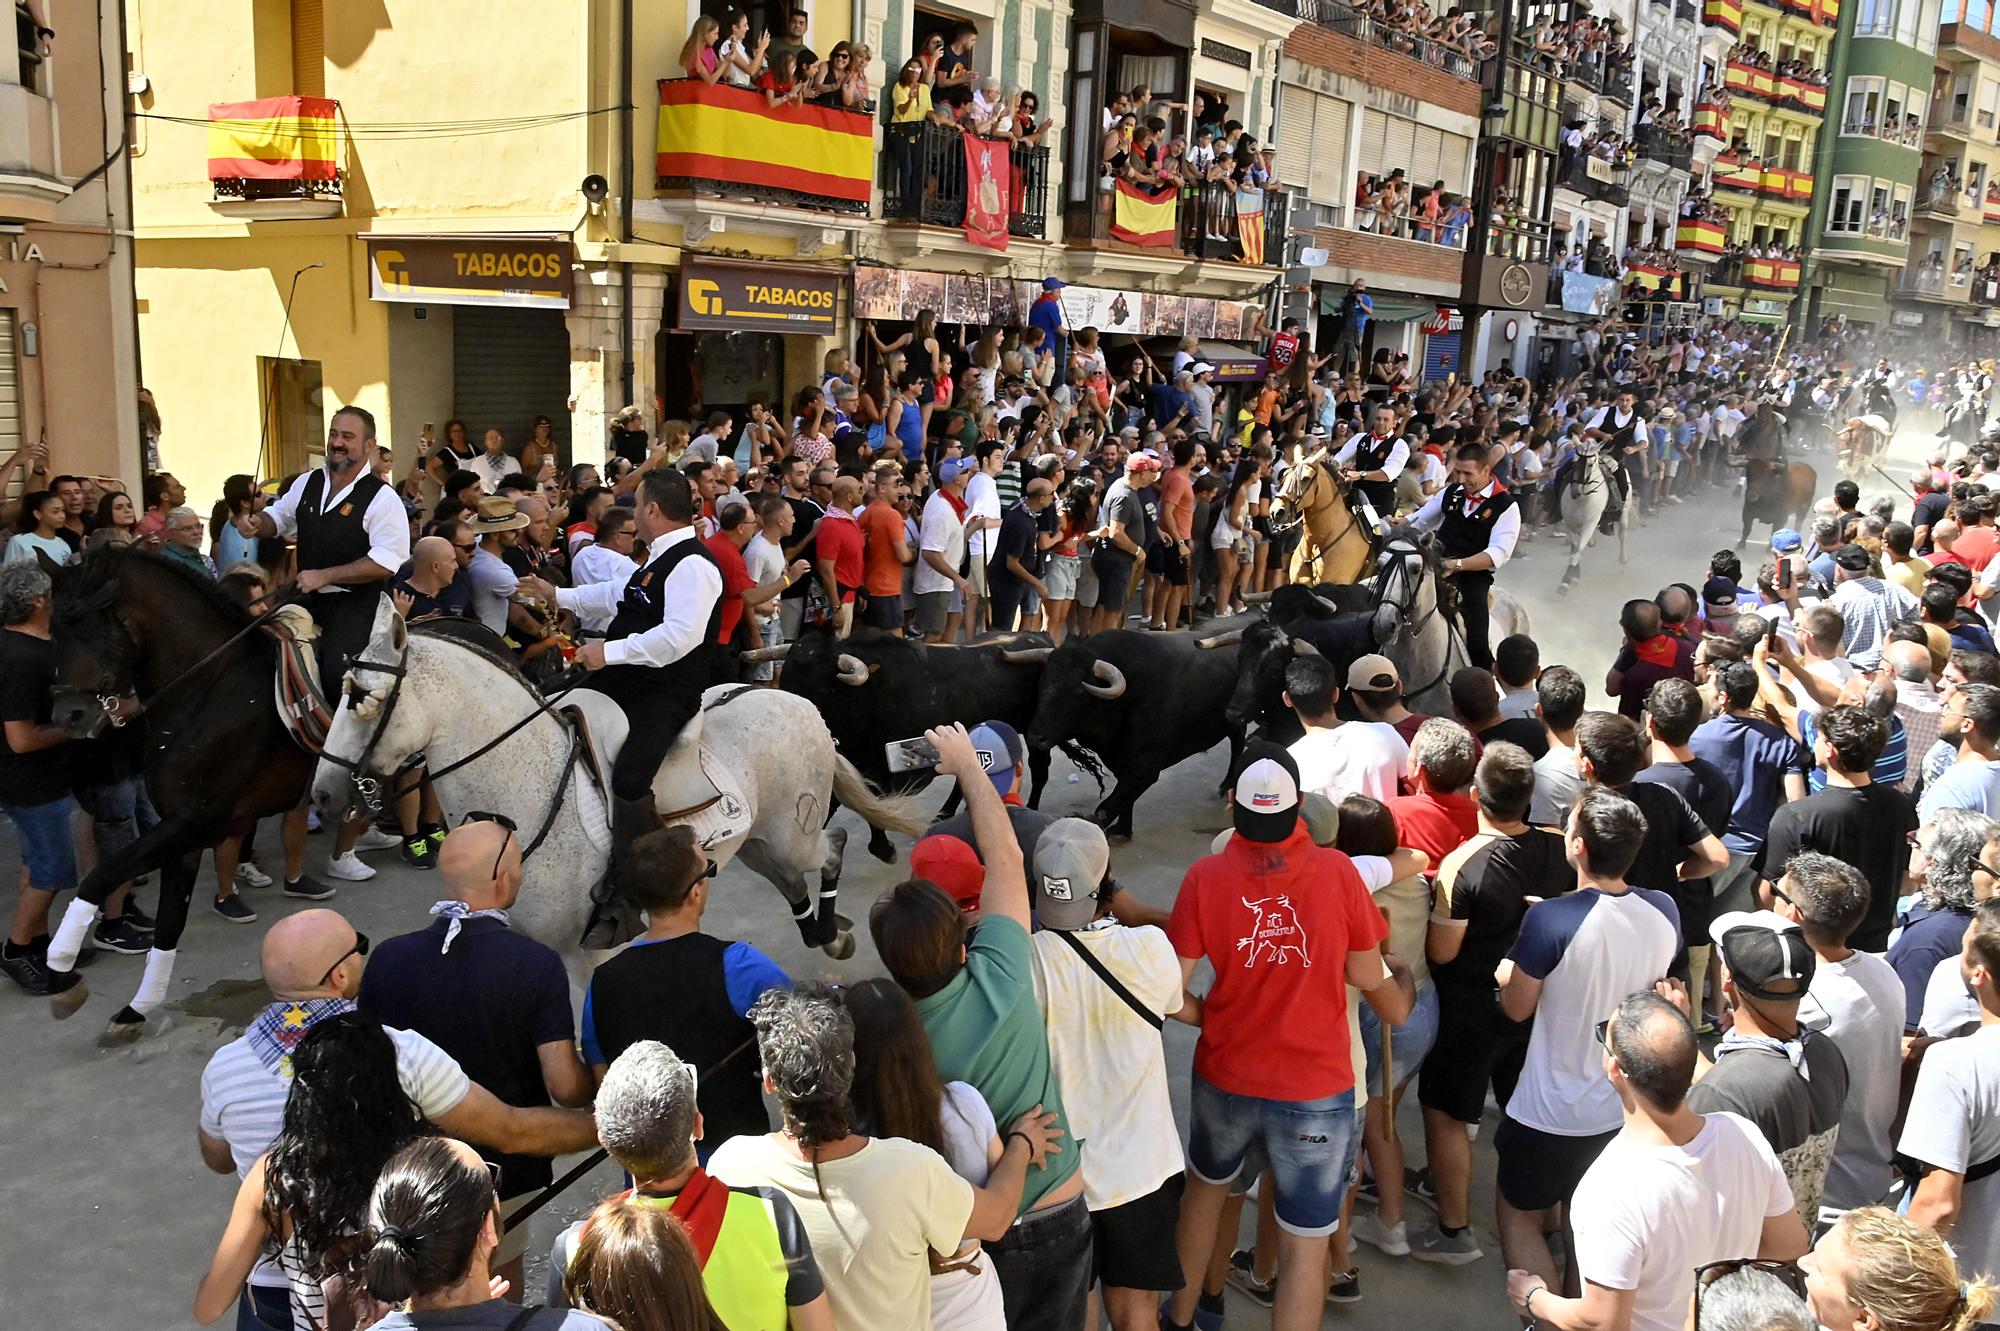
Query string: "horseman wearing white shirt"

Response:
xmin=527 ymin=469 xmax=722 ymax=875
xmin=1409 ymin=441 xmax=1521 ymax=669
xmin=1581 ymin=386 xmax=1649 ymax=513
xmin=1335 ymin=403 xmax=1411 ymax=522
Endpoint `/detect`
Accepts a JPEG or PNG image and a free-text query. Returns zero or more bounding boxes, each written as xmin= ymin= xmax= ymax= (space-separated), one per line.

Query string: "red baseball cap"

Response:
xmin=910 ymin=835 xmax=985 ymax=914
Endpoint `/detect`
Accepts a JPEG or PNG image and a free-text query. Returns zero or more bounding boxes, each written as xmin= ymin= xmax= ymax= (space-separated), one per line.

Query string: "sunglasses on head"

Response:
xmin=320 ymin=931 xmax=370 ymax=987
xmin=464 ymin=810 xmax=518 ymax=882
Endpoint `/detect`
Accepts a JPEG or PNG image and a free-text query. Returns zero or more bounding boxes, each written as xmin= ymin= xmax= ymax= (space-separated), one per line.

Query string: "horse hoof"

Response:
xmin=866 ymin=837 xmax=895 ymax=865
xmin=48 ymin=975 xmax=89 ymax=1021
xmin=821 ymin=930 xmax=856 ymax=961
xmin=98 ymin=1006 xmax=147 ymax=1046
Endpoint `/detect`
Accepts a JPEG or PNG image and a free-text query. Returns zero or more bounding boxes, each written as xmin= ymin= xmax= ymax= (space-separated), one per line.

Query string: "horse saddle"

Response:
xmin=555 ymin=685 xmax=756 ymax=852
xmin=263 ymin=604 xmax=333 ymax=755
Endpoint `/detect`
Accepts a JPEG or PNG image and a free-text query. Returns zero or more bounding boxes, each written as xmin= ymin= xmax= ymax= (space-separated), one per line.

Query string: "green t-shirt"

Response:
xmin=914 ymin=915 xmax=1079 ymax=1212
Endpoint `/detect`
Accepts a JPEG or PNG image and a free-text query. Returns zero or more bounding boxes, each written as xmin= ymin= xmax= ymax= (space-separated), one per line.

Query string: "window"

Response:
xmin=1896 ymin=0 xmax=1924 ymax=42
xmin=259 ymin=357 xmax=326 ymax=479
xmin=1844 ymin=77 xmax=1884 ymax=133
xmin=1907 ymin=88 xmax=1928 ymax=128
xmin=1827 ymin=175 xmax=1867 ymax=233
xmin=1891 ymin=184 xmax=1913 ymax=237
xmin=1918 ymin=0 xmax=1944 ymax=53
xmin=1855 ymin=0 xmax=1896 ymax=35
xmin=1885 ymin=83 xmax=1907 ymax=129
xmin=1980 ymin=78 xmax=1999 ymax=129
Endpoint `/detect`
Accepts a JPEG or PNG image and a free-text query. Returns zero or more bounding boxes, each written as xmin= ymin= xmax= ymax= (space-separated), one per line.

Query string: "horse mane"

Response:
xmin=408 ymin=618 xmax=540 ymax=692
xmin=69 ymin=546 xmax=253 ymax=628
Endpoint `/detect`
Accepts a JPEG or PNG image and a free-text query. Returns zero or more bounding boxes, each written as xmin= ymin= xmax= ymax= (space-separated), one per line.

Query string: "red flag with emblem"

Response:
xmin=962 ymin=134 xmax=1011 ymax=252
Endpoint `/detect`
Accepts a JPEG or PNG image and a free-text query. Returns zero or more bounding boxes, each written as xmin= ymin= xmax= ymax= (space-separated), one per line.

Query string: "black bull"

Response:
xmin=1023 ymin=628 xmax=1248 ymax=837
xmin=776 ymin=628 xmax=1063 ymax=859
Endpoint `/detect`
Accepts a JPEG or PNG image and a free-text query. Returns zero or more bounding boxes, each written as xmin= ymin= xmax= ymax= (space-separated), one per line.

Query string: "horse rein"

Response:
xmin=70 ymin=583 xmax=304 ymax=732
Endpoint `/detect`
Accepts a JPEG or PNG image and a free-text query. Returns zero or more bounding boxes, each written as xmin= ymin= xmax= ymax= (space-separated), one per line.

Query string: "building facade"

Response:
xmin=1807 ymin=0 xmax=1936 ymax=334
xmin=2 ymin=0 xmax=141 ymax=492
xmin=126 ymin=0 xmax=1302 ymax=502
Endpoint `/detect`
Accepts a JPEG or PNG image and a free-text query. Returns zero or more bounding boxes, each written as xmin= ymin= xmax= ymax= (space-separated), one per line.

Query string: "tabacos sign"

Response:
xmin=366 ymin=236 xmax=574 ymax=310
xmin=678 ymin=258 xmax=840 ymax=334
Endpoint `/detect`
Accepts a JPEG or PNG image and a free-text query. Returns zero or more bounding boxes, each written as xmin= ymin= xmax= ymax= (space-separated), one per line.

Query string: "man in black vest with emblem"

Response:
xmin=1408 ymin=440 xmax=1521 ymax=670
xmin=1334 ymin=402 xmax=1411 ymax=524
xmin=1581 ymin=385 xmax=1650 ymax=516
xmin=531 ymin=468 xmax=722 ymax=877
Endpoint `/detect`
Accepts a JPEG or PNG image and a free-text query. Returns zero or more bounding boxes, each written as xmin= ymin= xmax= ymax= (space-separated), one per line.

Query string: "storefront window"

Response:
xmin=259 ymin=355 xmax=325 ymax=479
xmin=658 ymin=330 xmax=785 ymax=423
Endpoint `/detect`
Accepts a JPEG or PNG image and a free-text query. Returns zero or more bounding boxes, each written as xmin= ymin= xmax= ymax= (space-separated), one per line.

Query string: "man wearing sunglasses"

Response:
xmin=197 ymin=907 xmax=599 ymax=1326
xmin=524 ymin=467 xmax=723 ymax=886
xmin=358 ymin=817 xmax=594 ymax=1294
xmin=1504 ymin=992 xmax=1806 ymax=1331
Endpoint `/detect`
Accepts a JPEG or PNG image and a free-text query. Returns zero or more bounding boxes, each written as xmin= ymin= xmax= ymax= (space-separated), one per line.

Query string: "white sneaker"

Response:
xmin=325 ymin=852 xmax=376 ymax=882
xmin=352 ymin=827 xmax=403 ymax=854
xmin=234 ymin=862 xmax=274 ymax=889
xmin=1351 ymin=1213 xmax=1411 ymax=1257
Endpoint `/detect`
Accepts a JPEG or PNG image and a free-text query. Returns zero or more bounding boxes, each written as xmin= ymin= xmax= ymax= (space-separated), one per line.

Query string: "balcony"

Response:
xmin=1066 ymin=173 xmax=1289 ymax=272
xmin=1677 ymin=0 xmax=1698 ymax=19
xmin=1636 ymin=129 xmax=1695 ymax=173
xmin=1776 ymin=0 xmax=1841 ymax=26
xmin=1676 ymin=217 xmax=1727 ymax=255
xmin=206 ymin=95 xmax=343 ymax=220
xmin=1710 ymin=152 xmax=1813 ymax=202
xmin=1927 ymin=105 xmax=1995 ymax=142
xmin=1263 ymin=0 xmax=1483 ymax=80
xmin=1692 ymin=100 xmax=1729 ymax=142
xmin=1744 ymin=255 xmax=1802 ymax=289
xmin=1903 ymin=265 xmax=1952 ymax=298
xmin=1709 ymin=254 xmax=1746 ymax=286
xmin=1559 ymin=157 xmax=1631 ymax=206
xmin=1975 ymin=267 xmax=2000 ymax=306
xmin=1703 ymin=0 xmax=1744 ymax=33
xmin=655 ymin=79 xmax=873 ymax=217
xmin=1918 ymin=182 xmax=1965 ymax=218
xmin=881 ymin=122 xmax=1050 ymax=241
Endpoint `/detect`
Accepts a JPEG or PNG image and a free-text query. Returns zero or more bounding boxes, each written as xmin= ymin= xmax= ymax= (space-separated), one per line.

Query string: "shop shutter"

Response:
xmin=1308 ymin=96 xmax=1352 ymax=205
xmin=0 ymin=312 xmax=20 ymax=505
xmin=451 ymin=306 xmax=574 ymax=466
xmin=1422 ymin=329 xmax=1461 ymax=383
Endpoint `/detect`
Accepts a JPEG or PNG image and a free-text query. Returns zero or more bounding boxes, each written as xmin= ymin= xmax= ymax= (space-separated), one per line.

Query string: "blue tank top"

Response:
xmin=894 ymin=399 xmax=925 ymax=461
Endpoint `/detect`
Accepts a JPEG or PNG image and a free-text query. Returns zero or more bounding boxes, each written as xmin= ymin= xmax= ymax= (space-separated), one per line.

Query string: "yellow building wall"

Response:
xmin=137 ymin=232 xmax=389 ymax=505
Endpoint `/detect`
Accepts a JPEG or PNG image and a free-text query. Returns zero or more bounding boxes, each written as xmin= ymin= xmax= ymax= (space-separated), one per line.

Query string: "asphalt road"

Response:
xmin=0 ymin=415 xmax=1934 ymax=1329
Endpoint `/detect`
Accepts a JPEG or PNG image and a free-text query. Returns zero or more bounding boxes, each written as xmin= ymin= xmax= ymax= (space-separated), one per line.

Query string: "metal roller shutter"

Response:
xmin=451 ymin=306 xmax=573 ymax=466
xmin=0 ymin=312 xmax=21 ymax=505
xmin=1408 ymin=126 xmax=1444 ymax=186
xmin=291 ymin=0 xmax=325 ymax=97
xmin=1423 ymin=329 xmax=1461 ymax=382
xmin=1309 ymin=96 xmax=1352 ymax=204
xmin=1438 ymin=132 xmax=1472 ymax=192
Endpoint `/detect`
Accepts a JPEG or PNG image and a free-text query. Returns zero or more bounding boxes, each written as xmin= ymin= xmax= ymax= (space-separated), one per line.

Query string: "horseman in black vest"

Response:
xmin=535 ymin=467 xmax=723 ymax=875
xmin=1334 ymin=402 xmax=1411 ymax=524
xmin=237 ymin=405 xmax=411 ymax=893
xmin=1581 ymin=385 xmax=1649 ymax=515
xmin=238 ymin=405 xmax=411 ymax=688
xmin=1408 ymin=440 xmax=1522 ymax=669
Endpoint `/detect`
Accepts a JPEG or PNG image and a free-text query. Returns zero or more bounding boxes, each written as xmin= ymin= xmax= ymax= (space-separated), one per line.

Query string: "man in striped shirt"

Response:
xmin=197 ymin=909 xmax=597 ymax=1330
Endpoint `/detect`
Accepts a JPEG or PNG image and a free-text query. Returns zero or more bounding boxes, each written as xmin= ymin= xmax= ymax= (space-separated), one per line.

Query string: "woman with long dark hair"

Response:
xmin=847 ymin=978 xmax=1030 ymax=1331
xmin=193 ymin=1013 xmax=428 ymax=1328
xmin=364 ymin=1137 xmax=607 ymax=1328
xmin=562 ymin=1200 xmax=726 ymax=1331
xmin=706 ymin=984 xmax=1054 ymax=1330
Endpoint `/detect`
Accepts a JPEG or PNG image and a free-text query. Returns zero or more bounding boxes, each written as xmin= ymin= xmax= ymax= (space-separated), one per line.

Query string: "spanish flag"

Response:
xmin=1676 ymin=218 xmax=1725 ymax=253
xmin=1692 ymin=102 xmax=1727 ymax=140
xmin=1627 ymin=265 xmax=1684 ymax=297
xmin=1796 ymin=83 xmax=1827 ymax=111
xmin=206 ymin=96 xmax=337 ymax=181
xmin=1746 ymin=257 xmax=1778 ymax=286
xmin=655 ymin=80 xmax=872 ymax=213
xmin=1111 ymin=179 xmax=1179 ymax=247
xmin=1724 ymin=62 xmax=1756 ymax=95
xmin=1985 ymin=197 xmax=2000 ymax=224
xmin=1704 ymin=0 xmax=1743 ymax=32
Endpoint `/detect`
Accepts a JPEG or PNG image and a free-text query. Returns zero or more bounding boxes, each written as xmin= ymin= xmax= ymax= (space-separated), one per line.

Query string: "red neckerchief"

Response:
xmin=1632 ymin=635 xmax=1679 ymax=668
xmin=939 ymin=488 xmax=969 ymax=521
xmin=610 ymin=1168 xmax=730 ymax=1266
xmin=1001 ymin=791 xmax=1023 ymax=808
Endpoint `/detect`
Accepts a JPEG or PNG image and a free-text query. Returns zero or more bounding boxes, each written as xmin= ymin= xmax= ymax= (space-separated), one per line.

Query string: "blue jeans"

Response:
xmin=1358 ymin=981 xmax=1441 ymax=1092
xmin=235 ymin=1284 xmax=291 ymax=1331
xmin=0 ymin=795 xmax=78 ymax=893
xmin=73 ymin=775 xmax=158 ymax=862
xmin=1188 ymin=1073 xmax=1360 ymax=1237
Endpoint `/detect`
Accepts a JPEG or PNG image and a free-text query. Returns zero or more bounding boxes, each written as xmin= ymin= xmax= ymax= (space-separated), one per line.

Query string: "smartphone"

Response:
xmin=885 ymin=736 xmax=941 ymax=774
xmin=1777 ymin=557 xmax=1792 ymax=592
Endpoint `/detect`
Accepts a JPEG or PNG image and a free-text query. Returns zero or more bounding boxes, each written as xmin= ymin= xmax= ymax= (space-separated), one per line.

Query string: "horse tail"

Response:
xmin=831 ymin=755 xmax=930 ymax=840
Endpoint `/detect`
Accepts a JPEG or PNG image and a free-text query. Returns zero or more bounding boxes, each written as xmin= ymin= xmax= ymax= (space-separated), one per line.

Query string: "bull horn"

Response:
xmin=740 ymin=644 xmax=792 ymax=663
xmin=1195 ymin=628 xmax=1245 ymax=649
xmin=999 ymin=646 xmax=1055 ymax=664
xmin=1241 ymin=590 xmax=1273 ymax=604
xmin=1082 ymin=659 xmax=1127 ymax=699
xmin=835 ymin=653 xmax=870 ymax=686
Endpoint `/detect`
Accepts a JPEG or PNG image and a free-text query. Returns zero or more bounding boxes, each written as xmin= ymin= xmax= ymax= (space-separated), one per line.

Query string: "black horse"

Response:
xmin=44 ymin=549 xmax=316 ymax=1037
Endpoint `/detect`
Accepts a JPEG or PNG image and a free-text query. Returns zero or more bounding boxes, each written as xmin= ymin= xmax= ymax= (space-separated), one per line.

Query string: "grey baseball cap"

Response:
xmin=1035 ymin=818 xmax=1111 ymax=931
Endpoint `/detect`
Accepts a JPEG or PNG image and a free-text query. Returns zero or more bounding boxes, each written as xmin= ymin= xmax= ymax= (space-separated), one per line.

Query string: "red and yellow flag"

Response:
xmin=1236 ymin=187 xmax=1266 ymax=265
xmin=1692 ymin=102 xmax=1727 ymax=140
xmin=1676 ymin=219 xmax=1726 ymax=253
xmin=206 ymin=96 xmax=337 ymax=181
xmin=655 ymin=80 xmax=872 ymax=212
xmin=1111 ymin=179 xmax=1179 ymax=247
xmin=1704 ymin=0 xmax=1743 ymax=32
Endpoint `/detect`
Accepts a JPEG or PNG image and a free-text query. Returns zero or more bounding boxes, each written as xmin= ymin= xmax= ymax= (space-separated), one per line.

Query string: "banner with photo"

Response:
xmin=848 ymin=267 xmax=1267 ymax=343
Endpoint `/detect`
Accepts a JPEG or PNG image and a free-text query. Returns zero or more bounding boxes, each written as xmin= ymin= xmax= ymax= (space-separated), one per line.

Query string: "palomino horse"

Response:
xmin=1556 ymin=441 xmax=1633 ymax=596
xmin=1835 ymin=415 xmax=1892 ymax=480
xmin=312 ymin=602 xmax=929 ymax=972
xmin=1268 ymin=449 xmax=1377 ymax=585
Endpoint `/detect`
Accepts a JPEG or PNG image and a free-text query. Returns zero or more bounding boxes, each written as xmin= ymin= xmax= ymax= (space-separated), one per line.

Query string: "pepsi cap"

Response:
xmin=1231 ymin=742 xmax=1301 ymax=843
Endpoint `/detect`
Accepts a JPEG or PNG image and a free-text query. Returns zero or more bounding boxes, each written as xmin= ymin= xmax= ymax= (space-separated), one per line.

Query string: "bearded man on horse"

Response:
xmin=1407 ymin=439 xmax=1522 ymax=669
xmin=523 ymin=466 xmax=721 ymax=887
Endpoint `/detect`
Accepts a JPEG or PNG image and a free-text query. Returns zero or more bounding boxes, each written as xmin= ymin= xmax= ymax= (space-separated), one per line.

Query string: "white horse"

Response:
xmin=310 ymin=604 xmax=927 ymax=971
xmin=1557 ymin=442 xmax=1634 ymax=594
xmin=1364 ymin=539 xmax=1528 ymax=712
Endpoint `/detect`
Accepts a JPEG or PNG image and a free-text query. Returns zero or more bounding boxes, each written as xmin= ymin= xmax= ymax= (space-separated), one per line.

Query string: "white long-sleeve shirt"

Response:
xmin=1408 ymin=481 xmax=1522 ymax=571
xmin=556 ymin=527 xmax=721 ymax=668
xmin=1333 ymin=433 xmax=1411 ymax=479
xmin=264 ymin=465 xmax=411 ymax=580
xmin=567 ymin=541 xmax=640 ymax=633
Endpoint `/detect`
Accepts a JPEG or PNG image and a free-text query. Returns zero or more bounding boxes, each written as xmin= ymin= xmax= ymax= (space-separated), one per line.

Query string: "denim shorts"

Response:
xmin=1358 ymin=981 xmax=1441 ymax=1093
xmin=1188 ymin=1073 xmax=1360 ymax=1237
xmin=0 ymin=795 xmax=79 ymax=893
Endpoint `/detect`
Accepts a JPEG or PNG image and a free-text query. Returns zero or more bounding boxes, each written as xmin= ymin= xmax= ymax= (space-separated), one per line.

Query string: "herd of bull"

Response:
xmin=761 ymin=578 xmax=1424 ymax=848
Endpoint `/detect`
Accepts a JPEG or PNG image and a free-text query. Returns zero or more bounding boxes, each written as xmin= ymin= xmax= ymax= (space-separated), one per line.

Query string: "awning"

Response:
xmin=1317 ymin=285 xmax=1439 ymax=322
xmin=1736 ymin=311 xmax=1786 ymax=324
xmin=1192 ymin=340 xmax=1268 ymax=384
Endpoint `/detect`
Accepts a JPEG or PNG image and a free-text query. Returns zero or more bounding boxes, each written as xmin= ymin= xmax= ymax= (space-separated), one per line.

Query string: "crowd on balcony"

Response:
xmin=1635 ymin=96 xmax=1697 ymax=150
xmin=1530 ymin=12 xmax=1636 ymax=97
xmin=1558 ymin=120 xmax=1635 ymax=195
xmin=1352 ymin=169 xmax=1475 ymax=246
xmin=1721 ymin=40 xmax=1830 ymax=93
xmin=678 ymin=7 xmax=875 ymax=109
xmin=1352 ymin=0 xmax=1499 ymax=66
xmin=1099 ymin=89 xmax=1269 ymax=197
xmin=1844 ymin=108 xmax=1926 ymax=146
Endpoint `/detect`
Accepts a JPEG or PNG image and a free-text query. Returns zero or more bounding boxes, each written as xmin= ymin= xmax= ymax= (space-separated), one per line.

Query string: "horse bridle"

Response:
xmin=1270 ymin=456 xmax=1376 ymax=576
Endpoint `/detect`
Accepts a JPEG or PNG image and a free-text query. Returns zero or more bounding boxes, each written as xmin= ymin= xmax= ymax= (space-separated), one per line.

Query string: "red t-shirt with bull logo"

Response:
xmin=1166 ymin=826 xmax=1388 ymax=1101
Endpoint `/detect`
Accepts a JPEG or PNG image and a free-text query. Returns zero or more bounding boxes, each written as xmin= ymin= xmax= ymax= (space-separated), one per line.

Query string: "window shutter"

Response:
xmin=1356 ymin=108 xmax=1391 ymax=176
xmin=292 ymin=0 xmax=326 ymax=97
xmin=1309 ymin=96 xmax=1351 ymax=204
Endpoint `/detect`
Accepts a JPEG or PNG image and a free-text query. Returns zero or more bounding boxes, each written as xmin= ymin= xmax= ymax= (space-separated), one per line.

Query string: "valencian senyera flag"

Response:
xmin=1236 ymin=187 xmax=1266 ymax=265
xmin=1111 ymin=179 xmax=1179 ymax=247
xmin=962 ymin=135 xmax=1011 ymax=252
xmin=207 ymin=96 xmax=338 ymax=180
xmin=655 ymin=81 xmax=872 ymax=213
